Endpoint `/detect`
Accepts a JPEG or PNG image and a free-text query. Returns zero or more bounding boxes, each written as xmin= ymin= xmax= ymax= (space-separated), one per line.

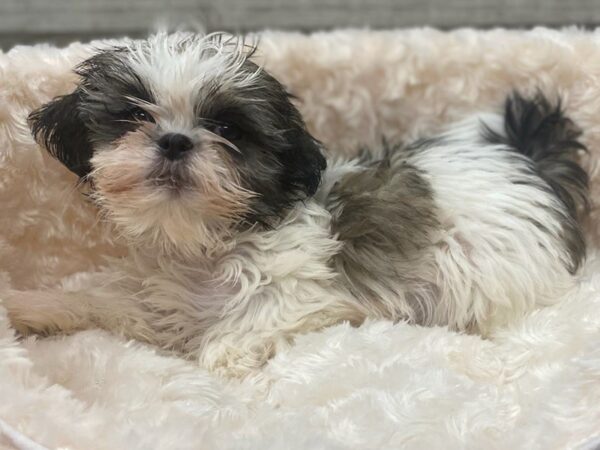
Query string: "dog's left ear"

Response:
xmin=28 ymin=90 xmax=94 ymax=178
xmin=280 ymin=127 xmax=327 ymax=198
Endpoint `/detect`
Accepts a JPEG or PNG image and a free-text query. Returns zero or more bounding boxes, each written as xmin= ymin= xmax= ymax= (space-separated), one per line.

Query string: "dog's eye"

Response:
xmin=130 ymin=107 xmax=154 ymax=123
xmin=208 ymin=123 xmax=243 ymax=141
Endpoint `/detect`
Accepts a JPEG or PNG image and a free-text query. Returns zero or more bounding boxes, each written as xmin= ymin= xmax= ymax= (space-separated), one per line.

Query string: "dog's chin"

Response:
xmin=96 ymin=186 xmax=243 ymax=257
xmin=91 ymin=171 xmax=249 ymax=257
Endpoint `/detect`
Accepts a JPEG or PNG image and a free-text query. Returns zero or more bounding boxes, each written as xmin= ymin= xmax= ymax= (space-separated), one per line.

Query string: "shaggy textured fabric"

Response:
xmin=1 ymin=27 xmax=600 ymax=449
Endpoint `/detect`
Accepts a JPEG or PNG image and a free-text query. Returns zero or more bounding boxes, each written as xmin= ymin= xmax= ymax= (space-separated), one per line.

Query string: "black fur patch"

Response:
xmin=28 ymin=91 xmax=94 ymax=177
xmin=483 ymin=92 xmax=589 ymax=273
xmin=75 ymin=49 xmax=157 ymax=146
xmin=197 ymin=59 xmax=326 ymax=226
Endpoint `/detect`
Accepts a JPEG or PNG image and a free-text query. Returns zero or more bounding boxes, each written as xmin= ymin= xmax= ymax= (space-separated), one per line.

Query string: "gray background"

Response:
xmin=1 ymin=0 xmax=598 ymax=50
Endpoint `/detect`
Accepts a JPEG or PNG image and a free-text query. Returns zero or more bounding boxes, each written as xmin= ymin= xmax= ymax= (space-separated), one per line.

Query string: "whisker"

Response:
xmin=199 ymin=129 xmax=242 ymax=154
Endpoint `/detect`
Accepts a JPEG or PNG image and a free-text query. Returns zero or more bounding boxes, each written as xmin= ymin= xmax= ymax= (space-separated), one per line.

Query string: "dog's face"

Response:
xmin=29 ymin=33 xmax=326 ymax=254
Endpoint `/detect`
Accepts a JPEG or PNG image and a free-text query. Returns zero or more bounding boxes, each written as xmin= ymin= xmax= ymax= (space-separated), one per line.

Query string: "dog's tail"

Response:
xmin=503 ymin=93 xmax=589 ymax=217
xmin=486 ymin=92 xmax=589 ymax=272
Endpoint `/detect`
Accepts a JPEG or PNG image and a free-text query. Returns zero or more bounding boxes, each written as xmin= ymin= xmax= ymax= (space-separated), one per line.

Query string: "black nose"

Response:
xmin=157 ymin=133 xmax=194 ymax=160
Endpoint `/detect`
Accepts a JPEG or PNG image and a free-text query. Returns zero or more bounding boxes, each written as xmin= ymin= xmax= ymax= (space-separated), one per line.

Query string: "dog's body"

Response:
xmin=5 ymin=33 xmax=588 ymax=376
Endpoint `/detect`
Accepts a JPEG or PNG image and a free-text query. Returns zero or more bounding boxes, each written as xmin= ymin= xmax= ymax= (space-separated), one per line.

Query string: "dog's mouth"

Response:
xmin=149 ymin=160 xmax=192 ymax=190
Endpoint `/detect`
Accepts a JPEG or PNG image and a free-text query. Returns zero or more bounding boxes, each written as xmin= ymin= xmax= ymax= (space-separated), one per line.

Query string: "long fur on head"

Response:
xmin=28 ymin=32 xmax=326 ymax=256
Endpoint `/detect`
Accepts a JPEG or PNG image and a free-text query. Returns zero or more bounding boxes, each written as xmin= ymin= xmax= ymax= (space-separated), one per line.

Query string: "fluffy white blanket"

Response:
xmin=1 ymin=28 xmax=600 ymax=449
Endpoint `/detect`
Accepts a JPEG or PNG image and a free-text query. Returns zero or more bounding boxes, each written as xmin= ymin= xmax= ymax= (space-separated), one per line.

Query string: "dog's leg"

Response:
xmin=1 ymin=286 xmax=160 ymax=344
xmin=2 ymin=289 xmax=97 ymax=335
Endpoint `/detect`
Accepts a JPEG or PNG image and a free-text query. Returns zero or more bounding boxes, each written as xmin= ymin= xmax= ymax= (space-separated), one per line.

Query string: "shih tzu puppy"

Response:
xmin=5 ymin=32 xmax=588 ymax=376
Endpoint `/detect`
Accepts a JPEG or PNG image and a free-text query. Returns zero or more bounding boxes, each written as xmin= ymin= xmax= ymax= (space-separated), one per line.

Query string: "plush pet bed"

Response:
xmin=1 ymin=27 xmax=600 ymax=449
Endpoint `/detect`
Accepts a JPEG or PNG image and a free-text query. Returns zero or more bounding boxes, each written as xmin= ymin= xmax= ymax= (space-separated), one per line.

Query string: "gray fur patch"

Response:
xmin=328 ymin=151 xmax=440 ymax=323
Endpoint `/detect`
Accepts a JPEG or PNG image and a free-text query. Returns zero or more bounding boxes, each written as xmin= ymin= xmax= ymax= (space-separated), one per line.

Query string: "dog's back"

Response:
xmin=328 ymin=93 xmax=589 ymax=333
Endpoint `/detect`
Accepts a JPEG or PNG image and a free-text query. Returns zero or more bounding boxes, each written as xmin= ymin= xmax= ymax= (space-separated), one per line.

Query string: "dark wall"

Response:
xmin=1 ymin=0 xmax=598 ymax=49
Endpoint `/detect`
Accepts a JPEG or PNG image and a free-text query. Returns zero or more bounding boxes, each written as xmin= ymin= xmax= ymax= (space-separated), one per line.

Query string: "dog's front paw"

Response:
xmin=0 ymin=289 xmax=87 ymax=336
xmin=198 ymin=338 xmax=277 ymax=378
xmin=1 ymin=290 xmax=47 ymax=335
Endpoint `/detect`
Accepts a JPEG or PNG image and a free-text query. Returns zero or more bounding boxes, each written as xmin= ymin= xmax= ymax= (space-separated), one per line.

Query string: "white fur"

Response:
xmin=409 ymin=115 xmax=574 ymax=332
xmin=1 ymin=28 xmax=600 ymax=448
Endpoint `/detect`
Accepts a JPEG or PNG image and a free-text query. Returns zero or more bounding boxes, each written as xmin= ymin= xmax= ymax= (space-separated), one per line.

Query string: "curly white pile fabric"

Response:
xmin=1 ymin=28 xmax=600 ymax=449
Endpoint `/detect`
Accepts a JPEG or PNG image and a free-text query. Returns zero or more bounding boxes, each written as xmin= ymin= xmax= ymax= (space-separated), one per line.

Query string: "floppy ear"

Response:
xmin=28 ymin=91 xmax=93 ymax=178
xmin=280 ymin=128 xmax=327 ymax=198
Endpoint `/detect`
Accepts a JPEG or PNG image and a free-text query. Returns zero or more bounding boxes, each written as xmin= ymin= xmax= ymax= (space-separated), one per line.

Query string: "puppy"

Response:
xmin=4 ymin=32 xmax=588 ymax=376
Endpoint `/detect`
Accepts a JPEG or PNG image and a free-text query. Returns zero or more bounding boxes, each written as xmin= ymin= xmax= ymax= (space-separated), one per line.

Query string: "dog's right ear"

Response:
xmin=28 ymin=91 xmax=93 ymax=178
